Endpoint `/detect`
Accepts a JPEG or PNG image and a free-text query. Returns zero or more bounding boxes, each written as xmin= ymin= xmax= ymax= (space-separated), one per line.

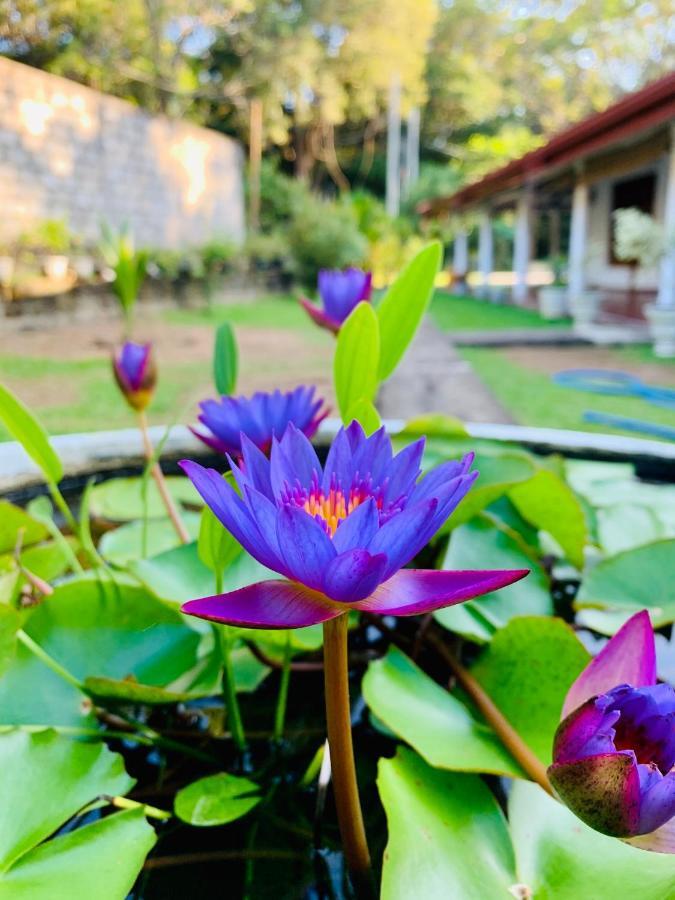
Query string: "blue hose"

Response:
xmin=582 ymin=412 xmax=675 ymax=441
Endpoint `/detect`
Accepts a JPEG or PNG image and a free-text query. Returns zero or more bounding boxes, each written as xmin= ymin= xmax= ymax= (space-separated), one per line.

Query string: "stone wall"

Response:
xmin=0 ymin=57 xmax=245 ymax=249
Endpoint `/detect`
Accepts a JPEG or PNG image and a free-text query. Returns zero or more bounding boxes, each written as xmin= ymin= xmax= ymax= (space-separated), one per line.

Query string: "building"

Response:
xmin=421 ymin=72 xmax=675 ymax=355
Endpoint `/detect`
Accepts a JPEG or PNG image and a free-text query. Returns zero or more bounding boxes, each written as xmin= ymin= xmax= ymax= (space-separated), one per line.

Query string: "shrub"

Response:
xmin=286 ymin=194 xmax=366 ymax=287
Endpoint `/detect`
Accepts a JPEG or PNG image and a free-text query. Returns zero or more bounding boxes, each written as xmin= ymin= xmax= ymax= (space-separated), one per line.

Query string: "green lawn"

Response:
xmin=163 ymin=293 xmax=322 ymax=334
xmin=430 ymin=291 xmax=571 ymax=332
xmin=459 ymin=346 xmax=675 ymax=435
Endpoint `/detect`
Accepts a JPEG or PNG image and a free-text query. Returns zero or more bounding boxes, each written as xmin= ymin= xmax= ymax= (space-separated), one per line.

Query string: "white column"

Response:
xmin=478 ymin=209 xmax=494 ymax=298
xmin=512 ymin=188 xmax=532 ymax=305
xmin=453 ymin=228 xmax=469 ymax=283
xmin=403 ymin=107 xmax=420 ymax=196
xmin=386 ymin=72 xmax=401 ymax=217
xmin=568 ymin=180 xmax=589 ymax=304
xmin=657 ymin=127 xmax=675 ymax=310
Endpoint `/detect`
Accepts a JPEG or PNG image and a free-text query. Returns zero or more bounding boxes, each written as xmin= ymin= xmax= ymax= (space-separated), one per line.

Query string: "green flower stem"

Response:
xmin=107 ymin=794 xmax=172 ymax=821
xmin=322 ymin=613 xmax=374 ymax=897
xmin=427 ymin=629 xmax=554 ymax=795
xmin=273 ymin=631 xmax=292 ymax=741
xmin=17 ymin=629 xmax=85 ymax=692
xmin=137 ymin=411 xmax=190 ymax=544
xmin=211 ymin=569 xmax=247 ymax=753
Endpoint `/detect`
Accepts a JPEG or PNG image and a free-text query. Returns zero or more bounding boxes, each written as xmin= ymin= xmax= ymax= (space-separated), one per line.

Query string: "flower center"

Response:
xmin=303 ymin=486 xmax=368 ymax=536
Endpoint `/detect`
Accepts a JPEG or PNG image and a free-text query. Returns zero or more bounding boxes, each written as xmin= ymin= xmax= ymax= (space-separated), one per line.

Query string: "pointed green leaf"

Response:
xmin=175 ymin=772 xmax=261 ymax=826
xmin=376 ymin=241 xmax=442 ymax=381
xmin=213 ymin=321 xmax=238 ymax=395
xmin=0 ymin=383 xmax=62 ymax=484
xmin=334 ymin=301 xmax=380 ymax=422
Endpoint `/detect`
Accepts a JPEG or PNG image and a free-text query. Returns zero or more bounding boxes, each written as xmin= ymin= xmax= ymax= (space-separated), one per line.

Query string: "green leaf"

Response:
xmin=98 ymin=514 xmax=201 ymax=565
xmin=213 ymin=321 xmax=238 ymax=395
xmin=444 ymin=451 xmax=536 ymax=529
xmin=470 ymin=617 xmax=590 ymax=765
xmin=378 ymin=748 xmax=516 ymax=900
xmin=376 ymin=241 xmax=442 ymax=381
xmin=362 ymin=647 xmax=523 ymax=777
xmin=510 ymin=469 xmax=587 ymax=569
xmin=198 ymin=507 xmax=242 ymax=573
xmin=575 ymin=539 xmax=675 ymax=626
xmin=596 ymin=503 xmax=665 ymax=555
xmin=87 ymin=476 xmax=201 ymax=521
xmin=0 ymin=501 xmax=49 ymax=554
xmin=334 ymin=301 xmax=380 ymax=423
xmin=0 ymin=606 xmax=19 ymax=678
xmin=0 ymin=383 xmax=63 ymax=484
xmin=401 ymin=413 xmax=468 ymax=438
xmin=436 ymin=518 xmax=551 ymax=643
xmin=0 ymin=730 xmax=154 ymax=899
xmin=509 ymin=780 xmax=675 ymax=900
xmin=174 ymin=772 xmax=261 ymax=826
xmin=83 ymin=676 xmax=194 ymax=705
xmin=343 ymin=398 xmax=382 ymax=434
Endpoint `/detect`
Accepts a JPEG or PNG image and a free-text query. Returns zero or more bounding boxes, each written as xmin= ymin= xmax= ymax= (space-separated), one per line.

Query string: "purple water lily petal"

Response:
xmin=113 ymin=342 xmax=155 ymax=410
xmin=299 ymin=296 xmax=341 ymax=334
xmin=562 ymin=610 xmax=657 ymax=719
xmin=350 ymin=567 xmax=530 ymax=616
xmin=318 ymin=268 xmax=372 ymax=322
xmin=182 ymin=580 xmax=342 ymax=629
xmin=323 ymin=549 xmax=388 ymax=602
xmin=638 ymin=769 xmax=675 ymax=835
xmin=548 ymin=752 xmax=641 ymax=837
xmin=276 ymin=505 xmax=336 ymax=590
xmin=553 ymin=696 xmax=620 ymax=764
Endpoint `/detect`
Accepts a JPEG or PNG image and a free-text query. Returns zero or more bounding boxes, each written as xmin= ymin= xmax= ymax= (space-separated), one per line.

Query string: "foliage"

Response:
xmin=99 ymin=224 xmax=147 ymax=332
xmin=18 ymin=218 xmax=73 ymax=254
xmin=613 ymin=207 xmax=666 ymax=269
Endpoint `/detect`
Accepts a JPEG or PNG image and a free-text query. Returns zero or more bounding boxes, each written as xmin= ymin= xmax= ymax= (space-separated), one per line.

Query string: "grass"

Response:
xmin=430 ymin=291 xmax=571 ymax=332
xmin=459 ymin=346 xmax=675 ymax=435
xmin=163 ymin=293 xmax=322 ymax=335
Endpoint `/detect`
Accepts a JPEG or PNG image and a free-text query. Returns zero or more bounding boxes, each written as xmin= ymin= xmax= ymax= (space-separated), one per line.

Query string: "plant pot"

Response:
xmin=72 ymin=255 xmax=96 ymax=280
xmin=538 ymin=285 xmax=569 ymax=320
xmin=0 ymin=256 xmax=15 ymax=286
xmin=42 ymin=254 xmax=70 ymax=280
xmin=645 ymin=303 xmax=675 ymax=358
xmin=570 ymin=290 xmax=600 ymax=328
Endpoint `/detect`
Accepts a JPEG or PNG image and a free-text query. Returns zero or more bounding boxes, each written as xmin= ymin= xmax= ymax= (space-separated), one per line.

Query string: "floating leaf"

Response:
xmin=363 ymin=647 xmax=523 ymax=777
xmin=510 ymin=469 xmax=587 ymax=569
xmin=0 ymin=500 xmax=49 ymax=554
xmin=334 ymin=301 xmax=380 ymax=423
xmin=344 ymin=398 xmax=382 ymax=434
xmin=436 ymin=518 xmax=551 ymax=643
xmin=401 ymin=413 xmax=468 ymax=438
xmin=87 ymin=476 xmax=201 ymax=522
xmin=575 ymin=539 xmax=675 ymax=626
xmin=378 ymin=749 xmax=516 ymax=900
xmin=596 ymin=503 xmax=665 ymax=555
xmin=445 ymin=451 xmax=536 ymax=530
xmin=0 ymin=730 xmax=155 ymax=899
xmin=0 ymin=383 xmax=63 ymax=484
xmin=470 ymin=616 xmax=589 ymax=764
xmin=213 ymin=321 xmax=238 ymax=395
xmin=174 ymin=772 xmax=261 ymax=826
xmin=376 ymin=241 xmax=442 ymax=381
xmin=99 ymin=514 xmax=201 ymax=565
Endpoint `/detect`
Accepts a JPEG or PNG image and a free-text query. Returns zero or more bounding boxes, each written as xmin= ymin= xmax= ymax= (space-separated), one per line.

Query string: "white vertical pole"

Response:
xmin=453 ymin=226 xmax=469 ymax=292
xmin=403 ymin=107 xmax=420 ymax=196
xmin=478 ymin=209 xmax=494 ymax=298
xmin=657 ymin=125 xmax=675 ymax=310
xmin=386 ymin=73 xmax=401 ymax=217
xmin=513 ymin=188 xmax=532 ymax=305
xmin=568 ymin=180 xmax=589 ymax=304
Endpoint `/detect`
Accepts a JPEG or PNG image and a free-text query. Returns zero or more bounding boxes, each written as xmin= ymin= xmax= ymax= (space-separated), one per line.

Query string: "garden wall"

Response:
xmin=0 ymin=58 xmax=245 ymax=249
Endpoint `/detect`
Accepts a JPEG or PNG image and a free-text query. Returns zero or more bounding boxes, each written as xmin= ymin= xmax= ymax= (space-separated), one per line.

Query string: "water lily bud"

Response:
xmin=112 ymin=341 xmax=156 ymax=411
xmin=548 ymin=611 xmax=675 ymax=838
xmin=300 ymin=268 xmax=372 ymax=334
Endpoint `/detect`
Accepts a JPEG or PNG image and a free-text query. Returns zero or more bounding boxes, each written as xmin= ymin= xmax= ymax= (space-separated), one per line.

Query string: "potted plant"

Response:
xmin=614 ymin=207 xmax=674 ymax=357
xmin=30 ymin=218 xmax=73 ymax=280
xmin=538 ymin=254 xmax=569 ymax=319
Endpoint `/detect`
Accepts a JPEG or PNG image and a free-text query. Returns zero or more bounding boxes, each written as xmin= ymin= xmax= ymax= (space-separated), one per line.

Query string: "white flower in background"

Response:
xmin=613 ymin=207 xmax=665 ymax=268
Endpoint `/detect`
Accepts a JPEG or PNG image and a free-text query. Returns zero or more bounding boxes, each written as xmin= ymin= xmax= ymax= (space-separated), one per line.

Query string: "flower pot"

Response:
xmin=0 ymin=256 xmax=15 ymax=286
xmin=645 ymin=303 xmax=675 ymax=358
xmin=570 ymin=290 xmax=600 ymax=329
xmin=538 ymin=285 xmax=569 ymax=320
xmin=72 ymin=255 xmax=96 ymax=280
xmin=42 ymin=254 xmax=70 ymax=280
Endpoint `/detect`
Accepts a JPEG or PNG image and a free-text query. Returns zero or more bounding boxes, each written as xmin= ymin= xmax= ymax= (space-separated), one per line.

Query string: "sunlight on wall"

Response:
xmin=168 ymin=135 xmax=212 ymax=207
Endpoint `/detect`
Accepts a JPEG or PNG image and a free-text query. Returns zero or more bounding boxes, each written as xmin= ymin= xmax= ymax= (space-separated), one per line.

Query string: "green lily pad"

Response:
xmin=596 ymin=503 xmax=666 ymax=555
xmin=448 ymin=451 xmax=536 ymax=529
xmin=0 ymin=501 xmax=48 ymax=554
xmin=510 ymin=469 xmax=587 ymax=569
xmin=99 ymin=514 xmax=201 ymax=565
xmin=436 ymin=518 xmax=550 ymax=643
xmin=575 ymin=539 xmax=675 ymax=626
xmin=470 ymin=616 xmax=589 ymax=764
xmin=0 ymin=730 xmax=155 ymax=899
xmin=378 ymin=748 xmax=516 ymax=900
xmin=87 ymin=476 xmax=201 ymax=522
xmin=174 ymin=772 xmax=261 ymax=826
xmin=363 ymin=647 xmax=523 ymax=777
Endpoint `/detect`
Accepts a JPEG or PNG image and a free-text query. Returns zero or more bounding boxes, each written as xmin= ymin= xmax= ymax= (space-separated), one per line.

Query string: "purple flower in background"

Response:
xmin=191 ymin=386 xmax=328 ymax=459
xmin=179 ymin=421 xmax=528 ymax=628
xmin=549 ymin=611 xmax=675 ymax=839
xmin=112 ymin=341 xmax=156 ymax=411
xmin=300 ymin=268 xmax=373 ymax=333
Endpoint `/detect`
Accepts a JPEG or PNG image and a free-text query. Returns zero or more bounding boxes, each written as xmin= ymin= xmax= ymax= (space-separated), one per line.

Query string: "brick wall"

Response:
xmin=0 ymin=58 xmax=245 ymax=249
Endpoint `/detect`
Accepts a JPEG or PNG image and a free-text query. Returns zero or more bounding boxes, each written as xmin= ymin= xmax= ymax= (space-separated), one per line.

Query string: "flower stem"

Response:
xmin=213 ymin=611 xmax=247 ymax=753
xmin=137 ymin=411 xmax=190 ymax=544
xmin=273 ymin=631 xmax=292 ymax=741
xmin=427 ymin=629 xmax=554 ymax=795
xmin=322 ymin=614 xmax=373 ymax=897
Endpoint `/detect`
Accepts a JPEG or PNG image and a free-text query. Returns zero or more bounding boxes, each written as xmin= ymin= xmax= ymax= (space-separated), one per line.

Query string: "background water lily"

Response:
xmin=179 ymin=421 xmax=528 ymax=627
xmin=112 ymin=341 xmax=155 ymax=411
xmin=549 ymin=611 xmax=675 ymax=839
xmin=190 ymin=385 xmax=328 ymax=458
xmin=300 ymin=268 xmax=373 ymax=333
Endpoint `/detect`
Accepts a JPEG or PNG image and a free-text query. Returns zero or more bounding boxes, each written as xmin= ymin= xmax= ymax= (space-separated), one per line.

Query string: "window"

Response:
xmin=609 ymin=172 xmax=657 ymax=264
